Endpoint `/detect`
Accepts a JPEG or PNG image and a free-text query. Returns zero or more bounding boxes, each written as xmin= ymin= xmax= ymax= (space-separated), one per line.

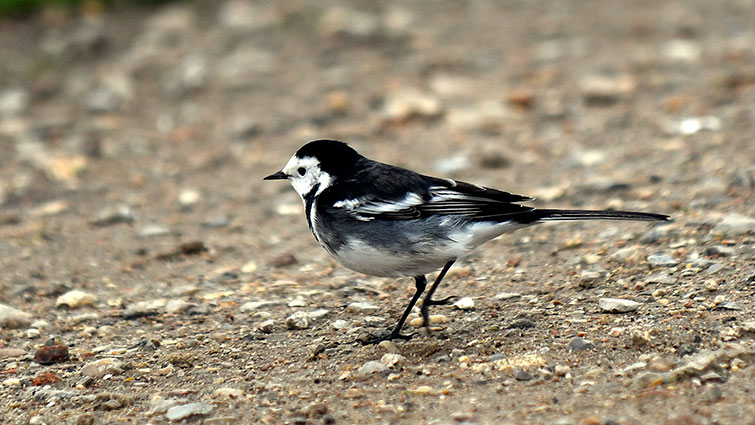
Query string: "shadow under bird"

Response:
xmin=265 ymin=140 xmax=670 ymax=343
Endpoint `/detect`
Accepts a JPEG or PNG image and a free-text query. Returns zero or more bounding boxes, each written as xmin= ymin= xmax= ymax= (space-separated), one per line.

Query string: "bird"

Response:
xmin=264 ymin=139 xmax=670 ymax=343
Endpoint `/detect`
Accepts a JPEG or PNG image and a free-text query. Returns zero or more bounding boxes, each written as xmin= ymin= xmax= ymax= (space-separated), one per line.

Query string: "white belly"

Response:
xmin=329 ymin=221 xmax=529 ymax=277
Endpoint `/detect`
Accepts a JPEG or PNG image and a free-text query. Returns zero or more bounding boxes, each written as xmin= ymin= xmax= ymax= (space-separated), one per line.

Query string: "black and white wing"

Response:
xmin=322 ymin=161 xmax=535 ymax=222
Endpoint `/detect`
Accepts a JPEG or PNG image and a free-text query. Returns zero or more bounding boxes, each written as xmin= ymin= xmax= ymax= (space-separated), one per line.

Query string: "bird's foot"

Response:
xmin=421 ymin=295 xmax=457 ymax=328
xmin=360 ymin=329 xmax=415 ymax=345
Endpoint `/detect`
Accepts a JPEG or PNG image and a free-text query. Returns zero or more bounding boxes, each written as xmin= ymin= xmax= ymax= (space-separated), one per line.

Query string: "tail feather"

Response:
xmin=518 ymin=209 xmax=670 ymax=223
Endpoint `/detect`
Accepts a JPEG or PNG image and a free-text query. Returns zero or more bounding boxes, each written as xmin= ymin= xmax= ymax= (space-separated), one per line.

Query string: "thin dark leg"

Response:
xmin=362 ymin=275 xmax=427 ymax=345
xmin=421 ymin=260 xmax=456 ymax=329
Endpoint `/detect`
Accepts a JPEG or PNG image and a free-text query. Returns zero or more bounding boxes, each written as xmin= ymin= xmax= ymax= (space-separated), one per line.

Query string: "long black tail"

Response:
xmin=518 ymin=209 xmax=670 ymax=224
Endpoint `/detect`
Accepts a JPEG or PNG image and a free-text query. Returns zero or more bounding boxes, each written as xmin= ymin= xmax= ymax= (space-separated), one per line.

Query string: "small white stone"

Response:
xmin=347 ymin=302 xmax=379 ymax=313
xmin=380 ymin=353 xmax=406 ymax=368
xmin=178 ymin=189 xmax=200 ymax=206
xmin=354 ymin=360 xmax=388 ymax=379
xmin=165 ymin=299 xmax=192 ymax=314
xmin=332 ymin=319 xmax=349 ymax=329
xmin=599 ymin=298 xmax=640 ymax=313
xmin=493 ymin=292 xmax=521 ymax=301
xmin=56 ymin=290 xmax=97 ymax=309
xmin=213 ymin=387 xmax=244 ymax=399
xmin=81 ymin=358 xmax=123 ymax=378
xmin=452 ymin=297 xmax=475 ymax=310
xmin=285 ymin=312 xmax=309 ymax=330
xmin=165 ymin=402 xmax=213 ymax=421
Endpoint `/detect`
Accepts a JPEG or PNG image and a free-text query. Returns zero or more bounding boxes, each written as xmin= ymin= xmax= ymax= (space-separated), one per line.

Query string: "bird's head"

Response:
xmin=264 ymin=139 xmax=362 ymax=200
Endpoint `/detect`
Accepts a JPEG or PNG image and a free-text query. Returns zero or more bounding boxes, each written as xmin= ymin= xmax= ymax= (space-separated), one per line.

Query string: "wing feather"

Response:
xmin=329 ymin=173 xmax=533 ymax=221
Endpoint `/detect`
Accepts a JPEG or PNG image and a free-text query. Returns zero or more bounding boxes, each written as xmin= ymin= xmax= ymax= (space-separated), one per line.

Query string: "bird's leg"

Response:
xmin=362 ymin=275 xmax=426 ymax=344
xmin=420 ymin=260 xmax=456 ymax=329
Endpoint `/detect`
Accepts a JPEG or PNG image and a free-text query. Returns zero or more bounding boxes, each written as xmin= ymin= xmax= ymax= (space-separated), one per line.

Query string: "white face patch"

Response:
xmin=281 ymin=155 xmax=333 ymax=200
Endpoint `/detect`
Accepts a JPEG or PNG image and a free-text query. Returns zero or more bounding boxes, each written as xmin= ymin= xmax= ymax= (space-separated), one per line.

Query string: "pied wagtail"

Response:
xmin=265 ymin=139 xmax=670 ymax=343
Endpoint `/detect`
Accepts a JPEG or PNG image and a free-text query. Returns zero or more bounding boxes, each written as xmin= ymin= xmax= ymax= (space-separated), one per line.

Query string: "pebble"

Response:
xmin=239 ymin=300 xmax=280 ymax=312
xmin=56 ymin=290 xmax=97 ymax=309
xmin=213 ymin=387 xmax=244 ymax=399
xmin=382 ymin=88 xmax=443 ymax=122
xmin=26 ymin=328 xmax=41 ymax=338
xmin=286 ymin=312 xmax=310 ymax=330
xmin=354 ymin=360 xmax=388 ymax=379
xmin=0 ymin=87 xmax=30 ymax=115
xmin=508 ymin=319 xmax=536 ymax=329
xmin=138 ymin=224 xmax=171 ymax=238
xmin=704 ymin=245 xmax=736 ymax=257
xmin=699 ymin=371 xmax=722 ymax=382
xmin=514 ymin=370 xmax=533 ymax=381
xmin=122 ymin=299 xmax=166 ymax=319
xmin=580 ymin=74 xmax=636 ymax=104
xmin=668 ymin=115 xmax=722 ymax=135
xmin=347 ymin=302 xmax=379 ymax=313
xmin=580 ymin=270 xmax=604 ymax=283
xmin=0 ymin=348 xmax=26 ymax=359
xmin=598 ymin=298 xmax=640 ymax=313
xmin=149 ymin=396 xmax=188 ymax=415
xmin=648 ymin=358 xmax=674 ymax=372
xmin=662 ymin=39 xmax=702 ymax=63
xmin=202 ymin=214 xmax=230 ymax=228
xmin=165 ymin=402 xmax=214 ymax=421
xmin=34 ymin=345 xmax=70 ymax=365
xmin=3 ymin=378 xmax=22 ymax=387
xmin=256 ymin=319 xmax=275 ymax=333
xmin=332 ymin=319 xmax=349 ymax=330
xmin=90 ymin=205 xmax=134 ymax=226
xmin=165 ymin=299 xmax=193 ymax=314
xmin=668 ymin=343 xmax=753 ymax=383
xmin=81 ymin=358 xmax=123 ymax=378
xmin=567 ymin=337 xmax=594 ymax=351
xmin=621 ymin=362 xmax=647 ymax=376
xmin=378 ymin=341 xmax=399 ymax=354
xmin=704 ymin=279 xmax=719 ymax=292
xmin=406 ymin=385 xmax=441 ymax=396
xmin=178 ymin=189 xmax=200 ymax=207
xmin=712 ymin=213 xmax=754 ymax=236
xmin=493 ymin=292 xmax=521 ymax=301
xmin=409 ymin=314 xmax=449 ymax=327
xmin=452 ymin=297 xmax=475 ymax=310
xmin=270 ymin=253 xmax=297 ymax=268
xmin=632 ymin=371 xmax=664 ymax=390
xmin=647 ymin=253 xmax=678 ymax=266
xmin=380 ymin=353 xmax=406 ymax=368
xmin=0 ymin=303 xmax=33 ymax=328
xmin=646 ymin=273 xmax=676 ymax=285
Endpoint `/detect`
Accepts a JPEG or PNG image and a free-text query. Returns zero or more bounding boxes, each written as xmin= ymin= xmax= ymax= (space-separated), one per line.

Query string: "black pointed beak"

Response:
xmin=263 ymin=171 xmax=288 ymax=181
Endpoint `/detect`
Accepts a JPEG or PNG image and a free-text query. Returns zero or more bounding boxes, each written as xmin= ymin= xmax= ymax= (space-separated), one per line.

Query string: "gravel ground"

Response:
xmin=1 ymin=1 xmax=754 ymax=424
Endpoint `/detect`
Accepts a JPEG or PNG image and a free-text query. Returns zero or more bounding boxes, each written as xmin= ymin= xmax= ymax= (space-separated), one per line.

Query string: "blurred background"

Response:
xmin=1 ymin=0 xmax=754 ymax=305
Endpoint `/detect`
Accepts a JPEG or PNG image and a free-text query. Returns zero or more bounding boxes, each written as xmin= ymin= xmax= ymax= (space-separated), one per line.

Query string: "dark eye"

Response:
xmin=297 ymin=167 xmax=306 ymax=176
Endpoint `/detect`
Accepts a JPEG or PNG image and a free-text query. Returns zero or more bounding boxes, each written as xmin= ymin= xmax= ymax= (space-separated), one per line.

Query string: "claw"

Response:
xmin=424 ymin=295 xmax=457 ymax=306
xmin=420 ymin=295 xmax=457 ymax=328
